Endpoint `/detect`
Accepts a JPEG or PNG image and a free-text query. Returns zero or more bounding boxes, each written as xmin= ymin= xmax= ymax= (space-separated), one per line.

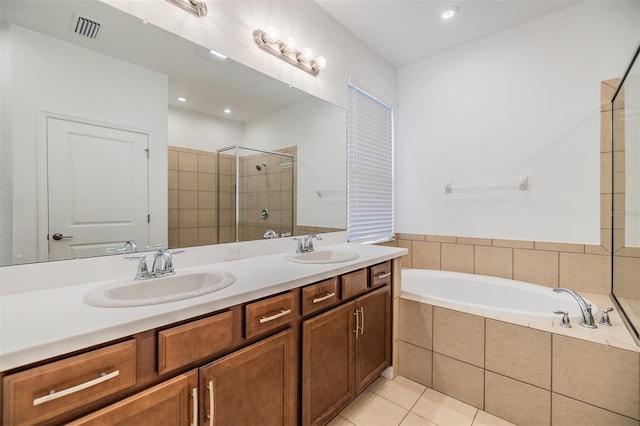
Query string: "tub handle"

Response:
xmin=599 ymin=307 xmax=614 ymax=326
xmin=553 ymin=310 xmax=572 ymax=328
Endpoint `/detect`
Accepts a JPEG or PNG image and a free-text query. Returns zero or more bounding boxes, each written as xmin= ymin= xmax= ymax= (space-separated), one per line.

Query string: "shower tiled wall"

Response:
xmin=168 ymin=146 xmax=218 ymax=248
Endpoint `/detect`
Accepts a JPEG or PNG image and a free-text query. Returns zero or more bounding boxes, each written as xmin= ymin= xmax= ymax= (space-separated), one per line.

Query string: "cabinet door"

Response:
xmin=355 ymin=285 xmax=391 ymax=394
xmin=302 ymin=302 xmax=356 ymax=426
xmin=67 ymin=370 xmax=198 ymax=426
xmin=200 ymin=329 xmax=296 ymax=426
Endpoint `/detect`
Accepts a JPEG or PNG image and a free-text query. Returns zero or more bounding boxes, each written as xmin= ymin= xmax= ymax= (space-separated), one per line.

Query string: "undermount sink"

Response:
xmin=284 ymin=249 xmax=359 ymax=264
xmin=84 ymin=268 xmax=236 ymax=307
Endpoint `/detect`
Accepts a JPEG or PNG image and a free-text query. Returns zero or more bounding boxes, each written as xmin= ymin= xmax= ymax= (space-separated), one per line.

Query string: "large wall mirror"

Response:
xmin=611 ymin=43 xmax=640 ymax=345
xmin=0 ymin=0 xmax=346 ymax=267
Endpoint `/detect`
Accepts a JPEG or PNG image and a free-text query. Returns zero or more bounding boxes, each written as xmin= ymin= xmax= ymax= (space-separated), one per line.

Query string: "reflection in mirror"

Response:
xmin=0 ymin=0 xmax=346 ymax=266
xmin=611 ymin=43 xmax=640 ymax=346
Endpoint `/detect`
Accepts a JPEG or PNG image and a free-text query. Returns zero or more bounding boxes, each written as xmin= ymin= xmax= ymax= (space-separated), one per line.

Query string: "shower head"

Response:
xmin=256 ymin=163 xmax=267 ymax=171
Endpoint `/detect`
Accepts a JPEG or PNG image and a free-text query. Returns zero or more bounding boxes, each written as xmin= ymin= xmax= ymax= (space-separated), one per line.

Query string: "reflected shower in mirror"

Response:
xmin=611 ymin=43 xmax=640 ymax=346
xmin=0 ymin=0 xmax=346 ymax=266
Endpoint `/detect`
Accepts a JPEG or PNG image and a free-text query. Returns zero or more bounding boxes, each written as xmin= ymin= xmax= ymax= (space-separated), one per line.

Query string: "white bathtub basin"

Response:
xmin=84 ymin=268 xmax=236 ymax=307
xmin=284 ymin=249 xmax=359 ymax=264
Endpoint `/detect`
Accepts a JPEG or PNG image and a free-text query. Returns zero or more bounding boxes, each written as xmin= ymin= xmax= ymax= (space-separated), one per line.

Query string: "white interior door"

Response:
xmin=47 ymin=118 xmax=149 ymax=260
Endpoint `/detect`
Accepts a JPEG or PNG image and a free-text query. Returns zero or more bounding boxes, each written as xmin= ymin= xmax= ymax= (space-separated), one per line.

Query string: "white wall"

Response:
xmin=244 ymin=98 xmax=347 ymax=228
xmin=1 ymin=23 xmax=168 ymax=265
xmin=168 ymin=106 xmax=244 ymax=152
xmin=396 ymin=1 xmax=640 ymax=244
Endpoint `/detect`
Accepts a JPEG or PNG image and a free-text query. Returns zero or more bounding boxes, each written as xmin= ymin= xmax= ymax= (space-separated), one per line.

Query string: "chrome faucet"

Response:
xmin=553 ymin=288 xmax=597 ymax=328
xmin=151 ymin=249 xmax=181 ymax=276
xmin=264 ymin=229 xmax=278 ymax=239
xmin=296 ymin=234 xmax=322 ymax=253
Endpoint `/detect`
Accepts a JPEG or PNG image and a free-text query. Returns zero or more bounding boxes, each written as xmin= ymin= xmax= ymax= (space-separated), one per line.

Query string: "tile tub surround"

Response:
xmin=397 ymin=299 xmax=640 ymax=426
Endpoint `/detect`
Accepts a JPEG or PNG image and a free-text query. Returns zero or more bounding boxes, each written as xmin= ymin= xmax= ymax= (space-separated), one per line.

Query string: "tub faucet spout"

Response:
xmin=553 ymin=288 xmax=597 ymax=328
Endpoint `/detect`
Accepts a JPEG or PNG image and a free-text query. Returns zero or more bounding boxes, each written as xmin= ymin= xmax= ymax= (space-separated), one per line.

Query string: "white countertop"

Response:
xmin=0 ymin=242 xmax=406 ymax=371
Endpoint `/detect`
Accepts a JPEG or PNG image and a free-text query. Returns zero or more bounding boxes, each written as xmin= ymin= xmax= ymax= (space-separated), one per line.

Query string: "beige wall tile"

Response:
xmin=492 ymin=239 xmax=534 ymax=249
xmin=552 ymin=393 xmax=639 ymax=426
xmin=585 ymin=243 xmax=609 ymax=255
xmin=433 ymin=307 xmax=484 ymax=367
xmin=168 ymin=148 xmax=179 ymax=170
xmin=178 ymin=151 xmax=198 ymax=172
xmin=398 ymin=342 xmax=432 ymax=387
xmin=425 ymin=235 xmax=457 ymax=243
xmin=432 ymin=353 xmax=484 ymax=409
xmin=397 ymin=233 xmax=426 ymax=241
xmin=601 ymin=152 xmax=612 ymax=194
xmin=198 ymin=209 xmax=216 ymax=227
xmin=485 ymin=371 xmax=551 ymax=426
xmin=441 ymin=243 xmax=474 ymax=273
xmin=513 ymin=249 xmax=558 ymax=288
xmin=198 ymin=191 xmax=216 ymax=210
xmin=474 ymin=246 xmax=513 ymax=279
xmin=168 ymin=228 xmax=179 ymax=249
xmin=178 ymin=171 xmax=198 ymax=191
xmin=179 ymin=209 xmax=198 ymax=228
xmin=168 ymin=170 xmax=179 ymax=190
xmin=399 ymin=299 xmax=433 ymax=349
xmin=168 ymin=209 xmax=179 ymax=229
xmin=601 ymin=110 xmax=613 ymax=153
xmin=198 ymin=154 xmax=216 ymax=174
xmin=198 ymin=227 xmax=217 ymax=245
xmin=198 ymin=173 xmax=216 ymax=192
xmin=412 ymin=241 xmax=440 ymax=270
xmin=614 ymin=256 xmax=640 ymax=300
xmin=178 ymin=228 xmax=198 ymax=247
xmin=534 ymin=241 xmax=584 ymax=253
xmin=397 ymin=239 xmax=412 ymax=269
xmin=485 ymin=320 xmax=551 ymax=389
xmin=559 ymin=253 xmax=611 ymax=294
xmin=602 ymin=194 xmax=613 ymax=229
xmin=168 ymin=189 xmax=179 ymax=210
xmin=178 ymin=190 xmax=197 ymax=209
xmin=552 ymin=335 xmax=639 ymax=419
xmin=457 ymin=237 xmax=492 ymax=246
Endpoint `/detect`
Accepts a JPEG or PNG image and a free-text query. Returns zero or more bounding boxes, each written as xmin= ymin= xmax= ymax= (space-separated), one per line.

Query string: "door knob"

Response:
xmin=51 ymin=233 xmax=74 ymax=240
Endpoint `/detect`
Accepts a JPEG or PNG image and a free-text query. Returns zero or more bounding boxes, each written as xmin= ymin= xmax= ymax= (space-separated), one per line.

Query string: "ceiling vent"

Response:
xmin=70 ymin=13 xmax=101 ymax=40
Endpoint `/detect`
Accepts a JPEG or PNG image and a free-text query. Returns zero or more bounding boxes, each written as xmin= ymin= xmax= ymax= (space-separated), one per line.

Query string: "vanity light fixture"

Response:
xmin=166 ymin=0 xmax=207 ymax=17
xmin=223 ymin=108 xmax=232 ymax=114
xmin=441 ymin=5 xmax=459 ymax=20
xmin=253 ymin=27 xmax=327 ymax=76
xmin=177 ymin=96 xmax=188 ymax=102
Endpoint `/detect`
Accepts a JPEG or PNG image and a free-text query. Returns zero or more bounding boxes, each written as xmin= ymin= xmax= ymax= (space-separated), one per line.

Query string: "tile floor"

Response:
xmin=328 ymin=375 xmax=517 ymax=426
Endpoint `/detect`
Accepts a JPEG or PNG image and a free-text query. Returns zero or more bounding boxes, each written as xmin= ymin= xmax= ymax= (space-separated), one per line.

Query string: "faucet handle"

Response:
xmin=553 ymin=310 xmax=572 ymax=328
xmin=599 ymin=307 xmax=614 ymax=326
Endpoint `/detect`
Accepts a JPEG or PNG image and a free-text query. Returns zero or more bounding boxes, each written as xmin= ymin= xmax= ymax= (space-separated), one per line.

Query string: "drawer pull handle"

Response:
xmin=360 ymin=307 xmax=365 ymax=335
xmin=376 ymin=272 xmax=391 ymax=280
xmin=191 ymin=387 xmax=198 ymax=426
xmin=353 ymin=309 xmax=359 ymax=338
xmin=33 ymin=370 xmax=120 ymax=406
xmin=312 ymin=292 xmax=336 ymax=304
xmin=259 ymin=309 xmax=291 ymax=324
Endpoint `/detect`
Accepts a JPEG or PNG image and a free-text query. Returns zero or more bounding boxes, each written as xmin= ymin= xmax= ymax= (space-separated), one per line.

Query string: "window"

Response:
xmin=347 ymin=83 xmax=394 ymax=243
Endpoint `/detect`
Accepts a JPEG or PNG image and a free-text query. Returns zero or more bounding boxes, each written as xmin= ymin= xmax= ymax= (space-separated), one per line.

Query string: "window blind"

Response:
xmin=347 ymin=83 xmax=394 ymax=243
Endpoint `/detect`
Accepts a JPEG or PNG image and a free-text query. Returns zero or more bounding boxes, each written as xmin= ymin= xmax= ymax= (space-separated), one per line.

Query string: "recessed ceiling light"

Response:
xmin=441 ymin=5 xmax=459 ymax=20
xmin=177 ymin=96 xmax=188 ymax=102
xmin=223 ymin=108 xmax=232 ymax=114
xmin=209 ymin=49 xmax=227 ymax=60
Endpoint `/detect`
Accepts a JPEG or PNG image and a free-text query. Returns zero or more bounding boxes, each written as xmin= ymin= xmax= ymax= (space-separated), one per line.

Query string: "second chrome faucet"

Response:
xmin=553 ymin=287 xmax=596 ymax=328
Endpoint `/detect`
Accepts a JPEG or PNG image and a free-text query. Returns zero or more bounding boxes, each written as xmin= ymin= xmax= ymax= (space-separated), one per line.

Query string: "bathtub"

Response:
xmin=401 ymin=269 xmax=598 ymax=322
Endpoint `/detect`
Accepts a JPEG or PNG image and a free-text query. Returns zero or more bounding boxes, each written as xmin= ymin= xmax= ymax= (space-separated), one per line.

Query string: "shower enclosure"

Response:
xmin=217 ymin=145 xmax=295 ymax=243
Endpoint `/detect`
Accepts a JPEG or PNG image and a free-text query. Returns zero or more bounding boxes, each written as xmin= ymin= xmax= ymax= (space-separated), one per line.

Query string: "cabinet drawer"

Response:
xmin=341 ymin=269 xmax=368 ymax=300
xmin=370 ymin=261 xmax=392 ymax=288
xmin=158 ymin=310 xmax=235 ymax=375
xmin=302 ymin=277 xmax=340 ymax=316
xmin=2 ymin=340 xmax=136 ymax=426
xmin=245 ymin=292 xmax=294 ymax=339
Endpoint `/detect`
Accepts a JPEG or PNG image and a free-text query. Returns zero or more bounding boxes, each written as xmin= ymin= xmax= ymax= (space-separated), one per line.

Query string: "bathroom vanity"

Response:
xmin=0 ymin=242 xmax=405 ymax=425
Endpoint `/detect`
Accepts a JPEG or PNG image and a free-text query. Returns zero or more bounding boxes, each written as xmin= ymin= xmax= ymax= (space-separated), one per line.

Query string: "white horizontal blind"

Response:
xmin=347 ymin=83 xmax=394 ymax=243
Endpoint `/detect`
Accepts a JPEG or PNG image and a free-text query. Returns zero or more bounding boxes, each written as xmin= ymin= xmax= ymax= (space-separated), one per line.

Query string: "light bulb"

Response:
xmin=177 ymin=97 xmax=187 ymax=102
xmin=300 ymin=47 xmax=313 ymax=62
xmin=315 ymin=56 xmax=327 ymax=70
xmin=263 ymin=26 xmax=280 ymax=43
xmin=282 ymin=37 xmax=297 ymax=53
xmin=441 ymin=6 xmax=459 ymax=20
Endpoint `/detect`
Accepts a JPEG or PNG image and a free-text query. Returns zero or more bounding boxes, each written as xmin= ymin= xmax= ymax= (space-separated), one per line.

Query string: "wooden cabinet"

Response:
xmin=301 ymin=277 xmax=340 ymax=316
xmin=67 ymin=370 xmax=198 ymax=426
xmin=199 ymin=329 xmax=296 ymax=426
xmin=302 ymin=285 xmax=391 ymax=426
xmin=157 ymin=310 xmax=235 ymax=375
xmin=2 ymin=340 xmax=136 ymax=426
xmin=245 ymin=292 xmax=294 ymax=339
